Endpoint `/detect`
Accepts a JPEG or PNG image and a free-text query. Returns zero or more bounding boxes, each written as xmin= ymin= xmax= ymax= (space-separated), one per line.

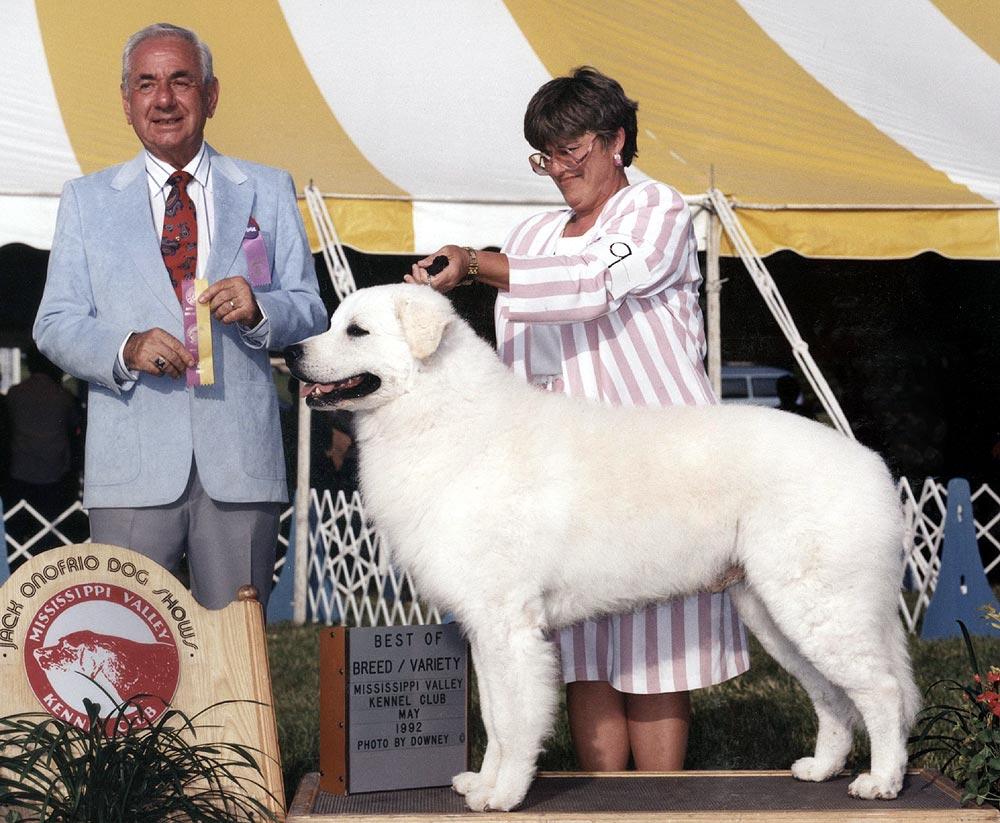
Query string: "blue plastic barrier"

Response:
xmin=267 ymin=495 xmax=298 ymax=624
xmin=921 ymin=478 xmax=999 ymax=639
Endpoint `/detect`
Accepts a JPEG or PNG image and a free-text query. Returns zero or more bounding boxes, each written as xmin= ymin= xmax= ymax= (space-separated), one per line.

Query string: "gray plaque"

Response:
xmin=346 ymin=624 xmax=468 ymax=793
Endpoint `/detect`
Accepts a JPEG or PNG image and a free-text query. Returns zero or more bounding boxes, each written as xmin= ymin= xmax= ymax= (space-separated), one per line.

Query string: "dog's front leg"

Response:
xmin=461 ymin=623 xmax=559 ymax=812
xmin=453 ymin=637 xmax=501 ymax=799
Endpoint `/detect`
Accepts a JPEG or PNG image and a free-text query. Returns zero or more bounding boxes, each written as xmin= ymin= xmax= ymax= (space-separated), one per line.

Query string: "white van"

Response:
xmin=720 ymin=364 xmax=793 ymax=407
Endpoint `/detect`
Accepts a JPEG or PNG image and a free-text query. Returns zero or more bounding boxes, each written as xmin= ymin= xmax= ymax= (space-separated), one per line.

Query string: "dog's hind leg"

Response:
xmin=842 ymin=683 xmax=912 ymax=800
xmin=733 ymin=574 xmax=917 ymax=800
xmin=728 ymin=584 xmax=860 ymax=782
xmin=460 ymin=621 xmax=560 ymax=812
xmin=837 ymin=623 xmax=917 ymax=800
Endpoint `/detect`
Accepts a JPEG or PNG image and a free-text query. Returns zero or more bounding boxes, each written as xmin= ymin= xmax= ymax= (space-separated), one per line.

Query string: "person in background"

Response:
xmin=3 ymin=345 xmax=82 ymax=520
xmin=33 ymin=23 xmax=327 ymax=608
xmin=777 ymin=374 xmax=814 ymax=417
xmin=406 ymin=67 xmax=749 ymax=771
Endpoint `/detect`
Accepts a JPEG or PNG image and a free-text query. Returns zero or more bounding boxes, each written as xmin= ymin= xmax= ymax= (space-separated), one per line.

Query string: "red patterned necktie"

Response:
xmin=160 ymin=170 xmax=198 ymax=302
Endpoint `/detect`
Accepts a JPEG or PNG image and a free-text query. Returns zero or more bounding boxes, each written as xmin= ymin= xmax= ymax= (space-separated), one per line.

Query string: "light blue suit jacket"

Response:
xmin=34 ymin=146 xmax=328 ymax=508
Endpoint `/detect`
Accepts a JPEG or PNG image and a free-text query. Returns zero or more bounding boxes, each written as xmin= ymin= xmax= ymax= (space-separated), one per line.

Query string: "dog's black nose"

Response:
xmin=284 ymin=344 xmax=303 ymax=367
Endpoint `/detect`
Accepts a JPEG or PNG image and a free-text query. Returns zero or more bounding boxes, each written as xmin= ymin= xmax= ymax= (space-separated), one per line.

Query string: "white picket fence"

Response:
xmin=1 ymin=496 xmax=89 ymax=570
xmin=275 ymin=487 xmax=441 ymax=626
xmin=4 ymin=479 xmax=999 ymax=632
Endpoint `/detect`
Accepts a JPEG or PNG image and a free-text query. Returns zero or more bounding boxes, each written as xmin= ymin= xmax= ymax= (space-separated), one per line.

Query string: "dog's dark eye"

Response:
xmin=346 ymin=323 xmax=369 ymax=338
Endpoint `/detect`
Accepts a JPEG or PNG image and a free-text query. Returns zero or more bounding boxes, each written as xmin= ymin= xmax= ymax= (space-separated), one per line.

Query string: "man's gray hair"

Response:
xmin=121 ymin=23 xmax=214 ymax=87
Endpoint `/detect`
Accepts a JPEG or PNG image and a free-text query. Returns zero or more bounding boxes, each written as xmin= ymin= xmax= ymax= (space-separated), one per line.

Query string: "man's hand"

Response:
xmin=199 ymin=276 xmax=263 ymax=327
xmin=123 ymin=328 xmax=195 ymax=379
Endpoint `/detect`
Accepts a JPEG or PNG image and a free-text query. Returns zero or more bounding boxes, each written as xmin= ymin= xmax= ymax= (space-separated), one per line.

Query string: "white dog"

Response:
xmin=285 ymin=283 xmax=919 ymax=812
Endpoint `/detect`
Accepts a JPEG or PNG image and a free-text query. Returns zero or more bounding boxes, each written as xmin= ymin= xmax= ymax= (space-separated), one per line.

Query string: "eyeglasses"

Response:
xmin=529 ymin=136 xmax=599 ymax=176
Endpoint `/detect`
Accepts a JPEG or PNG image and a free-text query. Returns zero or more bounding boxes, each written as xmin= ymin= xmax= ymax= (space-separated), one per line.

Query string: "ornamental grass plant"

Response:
xmin=0 ymin=693 xmax=278 ymax=823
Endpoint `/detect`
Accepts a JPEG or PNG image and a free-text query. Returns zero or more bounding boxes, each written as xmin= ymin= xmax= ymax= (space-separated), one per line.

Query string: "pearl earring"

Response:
xmin=613 ymin=153 xmax=623 ymax=168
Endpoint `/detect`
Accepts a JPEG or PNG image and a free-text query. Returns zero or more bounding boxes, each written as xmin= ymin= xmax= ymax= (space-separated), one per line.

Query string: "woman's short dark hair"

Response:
xmin=524 ymin=66 xmax=639 ymax=166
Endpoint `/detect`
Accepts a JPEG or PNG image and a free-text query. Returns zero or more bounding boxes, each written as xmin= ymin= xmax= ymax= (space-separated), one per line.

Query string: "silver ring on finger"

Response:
xmin=229 ymin=299 xmax=236 ymax=310
xmin=154 ymin=356 xmax=166 ymax=370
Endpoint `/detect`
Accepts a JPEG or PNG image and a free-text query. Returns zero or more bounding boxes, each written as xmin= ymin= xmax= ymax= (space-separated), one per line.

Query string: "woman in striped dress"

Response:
xmin=406 ymin=66 xmax=748 ymax=772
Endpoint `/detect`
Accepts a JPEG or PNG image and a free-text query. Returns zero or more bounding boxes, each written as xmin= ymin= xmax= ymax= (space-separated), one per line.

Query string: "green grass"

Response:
xmin=267 ymin=623 xmax=1000 ymax=803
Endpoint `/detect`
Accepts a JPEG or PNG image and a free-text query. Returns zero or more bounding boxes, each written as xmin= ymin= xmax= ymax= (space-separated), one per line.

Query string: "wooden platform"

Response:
xmin=287 ymin=770 xmax=998 ymax=822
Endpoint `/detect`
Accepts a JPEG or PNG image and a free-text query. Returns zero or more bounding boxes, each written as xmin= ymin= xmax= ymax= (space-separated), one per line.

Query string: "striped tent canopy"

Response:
xmin=3 ymin=0 xmax=999 ymax=259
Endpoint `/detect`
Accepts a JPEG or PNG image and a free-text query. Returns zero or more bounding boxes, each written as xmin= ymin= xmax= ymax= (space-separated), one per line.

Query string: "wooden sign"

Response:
xmin=0 ymin=544 xmax=284 ymax=816
xmin=320 ymin=624 xmax=468 ymax=795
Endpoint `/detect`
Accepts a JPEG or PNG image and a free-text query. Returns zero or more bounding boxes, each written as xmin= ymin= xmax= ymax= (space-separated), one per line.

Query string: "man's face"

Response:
xmin=121 ymin=36 xmax=219 ymax=169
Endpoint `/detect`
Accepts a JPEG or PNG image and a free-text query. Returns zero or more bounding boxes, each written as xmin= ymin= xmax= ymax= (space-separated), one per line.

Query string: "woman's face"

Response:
xmin=541 ymin=128 xmax=626 ymax=216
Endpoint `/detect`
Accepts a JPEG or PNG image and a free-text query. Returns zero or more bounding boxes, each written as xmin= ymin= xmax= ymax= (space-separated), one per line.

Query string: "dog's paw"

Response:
xmin=463 ymin=787 xmax=492 ymax=812
xmin=848 ymin=772 xmax=902 ymax=800
xmin=463 ymin=787 xmax=524 ymax=813
xmin=791 ymin=756 xmax=842 ymax=783
xmin=452 ymin=771 xmax=486 ymax=797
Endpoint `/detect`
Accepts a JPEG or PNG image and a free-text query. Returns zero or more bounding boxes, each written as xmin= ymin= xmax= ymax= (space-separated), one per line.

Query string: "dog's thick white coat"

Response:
xmin=291 ymin=284 xmax=919 ymax=811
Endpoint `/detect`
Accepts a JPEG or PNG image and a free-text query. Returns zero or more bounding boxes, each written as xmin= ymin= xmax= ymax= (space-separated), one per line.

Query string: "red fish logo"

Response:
xmin=23 ymin=583 xmax=180 ymax=732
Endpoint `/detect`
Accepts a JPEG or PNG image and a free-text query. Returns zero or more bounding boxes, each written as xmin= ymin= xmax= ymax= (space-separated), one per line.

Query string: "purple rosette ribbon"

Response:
xmin=243 ymin=216 xmax=271 ymax=287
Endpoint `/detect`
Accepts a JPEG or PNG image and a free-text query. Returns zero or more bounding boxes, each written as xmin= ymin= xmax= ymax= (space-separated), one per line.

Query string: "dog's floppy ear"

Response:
xmin=395 ymin=294 xmax=450 ymax=360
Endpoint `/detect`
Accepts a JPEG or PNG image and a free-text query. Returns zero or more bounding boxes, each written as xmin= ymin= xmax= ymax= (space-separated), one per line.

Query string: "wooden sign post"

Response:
xmin=320 ymin=624 xmax=468 ymax=795
xmin=0 ymin=543 xmax=284 ymax=817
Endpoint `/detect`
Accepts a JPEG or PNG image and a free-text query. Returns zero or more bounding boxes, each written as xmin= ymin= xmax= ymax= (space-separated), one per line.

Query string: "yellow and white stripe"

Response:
xmin=1 ymin=0 xmax=998 ymax=258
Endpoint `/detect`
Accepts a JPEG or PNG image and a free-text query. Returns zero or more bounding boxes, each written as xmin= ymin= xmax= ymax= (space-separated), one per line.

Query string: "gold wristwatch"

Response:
xmin=462 ymin=247 xmax=479 ymax=285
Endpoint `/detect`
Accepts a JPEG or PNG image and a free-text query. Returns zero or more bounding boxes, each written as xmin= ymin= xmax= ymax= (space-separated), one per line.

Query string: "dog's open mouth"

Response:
xmin=299 ymin=373 xmax=381 ymax=407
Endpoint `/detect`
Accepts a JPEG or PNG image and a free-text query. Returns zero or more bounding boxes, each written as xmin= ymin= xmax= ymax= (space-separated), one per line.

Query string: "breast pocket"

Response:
xmin=242 ymin=226 xmax=274 ymax=291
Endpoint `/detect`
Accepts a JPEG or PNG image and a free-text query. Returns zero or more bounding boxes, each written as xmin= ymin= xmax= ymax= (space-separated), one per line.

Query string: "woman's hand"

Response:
xmin=404 ymin=245 xmax=470 ymax=293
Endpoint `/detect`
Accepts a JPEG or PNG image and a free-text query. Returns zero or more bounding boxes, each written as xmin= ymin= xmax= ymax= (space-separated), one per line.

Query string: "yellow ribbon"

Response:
xmin=192 ymin=279 xmax=215 ymax=386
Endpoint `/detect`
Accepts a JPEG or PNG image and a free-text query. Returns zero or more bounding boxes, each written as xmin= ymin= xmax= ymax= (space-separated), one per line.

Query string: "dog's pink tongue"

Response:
xmin=300 ymin=383 xmax=335 ymax=398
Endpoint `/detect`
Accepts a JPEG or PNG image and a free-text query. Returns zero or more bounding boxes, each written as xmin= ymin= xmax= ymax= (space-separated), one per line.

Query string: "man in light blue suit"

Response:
xmin=34 ymin=23 xmax=328 ymax=609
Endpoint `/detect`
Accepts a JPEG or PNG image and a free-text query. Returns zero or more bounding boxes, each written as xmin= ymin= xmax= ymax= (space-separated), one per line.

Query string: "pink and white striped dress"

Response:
xmin=495 ymin=180 xmax=749 ymax=693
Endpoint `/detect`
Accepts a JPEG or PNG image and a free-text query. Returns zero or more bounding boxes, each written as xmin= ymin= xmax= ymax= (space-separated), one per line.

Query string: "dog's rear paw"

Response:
xmin=791 ymin=756 xmax=842 ymax=783
xmin=464 ymin=787 xmax=525 ymax=812
xmin=848 ymin=772 xmax=902 ymax=800
xmin=452 ymin=771 xmax=487 ymax=797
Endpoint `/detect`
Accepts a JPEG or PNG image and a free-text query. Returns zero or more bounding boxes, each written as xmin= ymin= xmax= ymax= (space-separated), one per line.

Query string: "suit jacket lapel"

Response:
xmin=207 ymin=149 xmax=253 ymax=284
xmin=113 ymin=153 xmax=182 ymax=320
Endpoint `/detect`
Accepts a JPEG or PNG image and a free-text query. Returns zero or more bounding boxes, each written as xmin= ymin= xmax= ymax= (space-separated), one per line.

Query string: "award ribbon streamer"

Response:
xmin=180 ymin=217 xmax=265 ymax=388
xmin=182 ymin=279 xmax=215 ymax=387
xmin=194 ymin=279 xmax=214 ymax=385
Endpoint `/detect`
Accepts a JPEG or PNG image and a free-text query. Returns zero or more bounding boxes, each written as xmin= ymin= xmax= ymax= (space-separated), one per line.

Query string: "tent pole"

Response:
xmin=293 ymin=395 xmax=311 ymax=625
xmin=305 ymin=183 xmax=358 ymax=303
xmin=296 ymin=184 xmax=361 ymax=624
xmin=705 ymin=206 xmax=723 ymax=398
xmin=707 ymin=188 xmax=855 ymax=439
